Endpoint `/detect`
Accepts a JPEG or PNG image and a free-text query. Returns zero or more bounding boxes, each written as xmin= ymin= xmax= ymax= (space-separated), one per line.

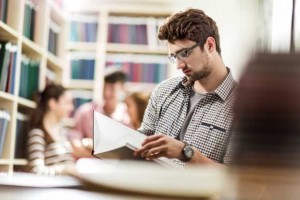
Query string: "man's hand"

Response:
xmin=133 ymin=134 xmax=185 ymax=160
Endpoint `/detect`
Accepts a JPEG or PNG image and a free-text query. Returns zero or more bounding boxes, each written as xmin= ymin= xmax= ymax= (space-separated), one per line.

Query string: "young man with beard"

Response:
xmin=134 ymin=8 xmax=238 ymax=166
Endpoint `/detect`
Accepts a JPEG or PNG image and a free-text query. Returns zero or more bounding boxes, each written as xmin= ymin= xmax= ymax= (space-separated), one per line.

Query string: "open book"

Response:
xmin=93 ymin=111 xmax=177 ymax=168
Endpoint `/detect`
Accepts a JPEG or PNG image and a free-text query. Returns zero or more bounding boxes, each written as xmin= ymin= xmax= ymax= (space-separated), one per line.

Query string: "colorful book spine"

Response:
xmin=15 ymin=112 xmax=29 ymax=159
xmin=70 ymin=52 xmax=95 ymax=80
xmin=0 ymin=109 xmax=10 ymax=158
xmin=70 ymin=14 xmax=98 ymax=42
xmin=0 ymin=0 xmax=8 ymax=23
xmin=23 ymin=0 xmax=36 ymax=41
xmin=19 ymin=55 xmax=40 ymax=100
xmin=0 ymin=42 xmax=18 ymax=94
xmin=106 ymin=54 xmax=168 ymax=83
xmin=48 ymin=20 xmax=61 ymax=55
xmin=108 ymin=16 xmax=166 ymax=46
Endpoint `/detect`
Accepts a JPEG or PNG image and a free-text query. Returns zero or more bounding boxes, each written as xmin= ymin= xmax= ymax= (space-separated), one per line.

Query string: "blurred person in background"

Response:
xmin=27 ymin=84 xmax=76 ymax=175
xmin=223 ymin=53 xmax=300 ymax=200
xmin=125 ymin=92 xmax=150 ymax=130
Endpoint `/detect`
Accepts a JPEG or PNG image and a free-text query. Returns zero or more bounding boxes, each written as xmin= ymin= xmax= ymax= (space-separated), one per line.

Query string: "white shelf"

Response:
xmin=0 ymin=159 xmax=11 ymax=165
xmin=22 ymin=37 xmax=44 ymax=58
xmin=0 ymin=91 xmax=15 ymax=102
xmin=125 ymin=82 xmax=157 ymax=93
xmin=13 ymin=159 xmax=28 ymax=166
xmin=47 ymin=52 xmax=64 ymax=71
xmin=50 ymin=0 xmax=67 ymax=23
xmin=0 ymin=21 xmax=19 ymax=41
xmin=17 ymin=97 xmax=37 ymax=109
xmin=67 ymin=42 xmax=97 ymax=51
xmin=107 ymin=43 xmax=167 ymax=54
xmin=66 ymin=80 xmax=94 ymax=89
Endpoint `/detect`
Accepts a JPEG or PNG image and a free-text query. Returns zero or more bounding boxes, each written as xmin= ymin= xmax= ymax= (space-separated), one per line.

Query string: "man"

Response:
xmin=70 ymin=67 xmax=129 ymax=141
xmin=134 ymin=8 xmax=238 ymax=166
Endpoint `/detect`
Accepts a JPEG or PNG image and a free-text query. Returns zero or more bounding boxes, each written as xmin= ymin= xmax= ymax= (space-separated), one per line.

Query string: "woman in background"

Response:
xmin=125 ymin=92 xmax=150 ymax=130
xmin=27 ymin=84 xmax=76 ymax=176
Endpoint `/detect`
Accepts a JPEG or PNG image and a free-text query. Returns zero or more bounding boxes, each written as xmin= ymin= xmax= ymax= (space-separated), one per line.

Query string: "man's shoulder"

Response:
xmin=155 ymin=76 xmax=183 ymax=92
xmin=75 ymin=102 xmax=98 ymax=116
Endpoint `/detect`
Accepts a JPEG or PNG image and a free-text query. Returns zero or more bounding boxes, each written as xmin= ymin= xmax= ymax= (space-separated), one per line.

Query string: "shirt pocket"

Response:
xmin=192 ymin=122 xmax=229 ymax=162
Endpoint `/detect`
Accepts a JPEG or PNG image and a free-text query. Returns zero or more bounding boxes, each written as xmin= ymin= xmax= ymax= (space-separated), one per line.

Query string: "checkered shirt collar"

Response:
xmin=180 ymin=67 xmax=236 ymax=101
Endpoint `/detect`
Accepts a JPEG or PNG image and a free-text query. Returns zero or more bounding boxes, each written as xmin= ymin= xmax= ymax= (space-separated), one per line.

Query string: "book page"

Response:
xmin=93 ymin=111 xmax=145 ymax=153
xmin=93 ymin=111 xmax=177 ymax=168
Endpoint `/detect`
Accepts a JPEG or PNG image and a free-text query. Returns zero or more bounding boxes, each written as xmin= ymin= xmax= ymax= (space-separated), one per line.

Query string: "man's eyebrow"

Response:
xmin=174 ymin=47 xmax=189 ymax=54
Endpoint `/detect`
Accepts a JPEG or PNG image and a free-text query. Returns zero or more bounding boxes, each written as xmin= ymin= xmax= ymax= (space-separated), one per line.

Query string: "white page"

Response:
xmin=93 ymin=111 xmax=146 ymax=153
xmin=93 ymin=111 xmax=178 ymax=168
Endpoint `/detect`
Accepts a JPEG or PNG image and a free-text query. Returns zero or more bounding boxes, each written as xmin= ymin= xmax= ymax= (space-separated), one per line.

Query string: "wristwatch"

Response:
xmin=180 ymin=142 xmax=194 ymax=162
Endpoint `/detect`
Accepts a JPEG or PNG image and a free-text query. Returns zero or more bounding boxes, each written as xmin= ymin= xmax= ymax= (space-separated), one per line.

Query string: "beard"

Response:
xmin=187 ymin=68 xmax=210 ymax=82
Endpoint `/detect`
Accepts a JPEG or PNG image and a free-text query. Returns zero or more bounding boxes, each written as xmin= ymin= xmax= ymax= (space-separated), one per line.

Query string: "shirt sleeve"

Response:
xmin=223 ymin=125 xmax=235 ymax=165
xmin=27 ymin=129 xmax=65 ymax=175
xmin=138 ymin=87 xmax=160 ymax=136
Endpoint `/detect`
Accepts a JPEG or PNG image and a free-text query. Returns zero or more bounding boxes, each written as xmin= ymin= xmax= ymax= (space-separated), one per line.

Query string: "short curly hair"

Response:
xmin=158 ymin=8 xmax=221 ymax=55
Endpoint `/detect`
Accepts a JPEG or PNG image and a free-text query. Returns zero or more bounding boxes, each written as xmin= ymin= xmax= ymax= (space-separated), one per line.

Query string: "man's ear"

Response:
xmin=206 ymin=37 xmax=216 ymax=52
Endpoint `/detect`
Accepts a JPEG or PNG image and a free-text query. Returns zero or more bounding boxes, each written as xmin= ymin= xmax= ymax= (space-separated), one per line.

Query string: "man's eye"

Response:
xmin=180 ymin=51 xmax=189 ymax=58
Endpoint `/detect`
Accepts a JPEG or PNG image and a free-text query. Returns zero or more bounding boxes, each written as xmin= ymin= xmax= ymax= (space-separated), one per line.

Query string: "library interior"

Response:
xmin=0 ymin=0 xmax=300 ymax=199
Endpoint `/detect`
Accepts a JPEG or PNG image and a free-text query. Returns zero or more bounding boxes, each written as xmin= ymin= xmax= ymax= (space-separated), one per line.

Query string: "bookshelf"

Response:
xmin=0 ymin=0 xmax=67 ymax=174
xmin=63 ymin=1 xmax=176 ymax=107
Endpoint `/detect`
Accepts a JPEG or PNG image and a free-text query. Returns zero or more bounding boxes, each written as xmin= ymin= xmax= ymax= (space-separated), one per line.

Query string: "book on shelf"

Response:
xmin=108 ymin=16 xmax=148 ymax=45
xmin=70 ymin=51 xmax=95 ymax=80
xmin=93 ymin=111 xmax=177 ymax=168
xmin=107 ymin=16 xmax=167 ymax=48
xmin=69 ymin=89 xmax=93 ymax=117
xmin=0 ymin=0 xmax=8 ymax=23
xmin=0 ymin=109 xmax=10 ymax=158
xmin=48 ymin=19 xmax=61 ymax=55
xmin=19 ymin=55 xmax=40 ymax=100
xmin=0 ymin=41 xmax=17 ymax=94
xmin=15 ymin=112 xmax=30 ymax=159
xmin=69 ymin=14 xmax=98 ymax=42
xmin=23 ymin=0 xmax=36 ymax=41
xmin=106 ymin=53 xmax=168 ymax=83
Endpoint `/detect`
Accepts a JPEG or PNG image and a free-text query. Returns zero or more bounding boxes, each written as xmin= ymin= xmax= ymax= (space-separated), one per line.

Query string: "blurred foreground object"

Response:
xmin=75 ymin=158 xmax=227 ymax=199
xmin=232 ymin=53 xmax=300 ymax=167
xmin=227 ymin=53 xmax=300 ymax=200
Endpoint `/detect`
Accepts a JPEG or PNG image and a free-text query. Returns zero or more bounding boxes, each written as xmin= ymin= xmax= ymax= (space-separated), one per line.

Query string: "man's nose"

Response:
xmin=176 ymin=59 xmax=186 ymax=70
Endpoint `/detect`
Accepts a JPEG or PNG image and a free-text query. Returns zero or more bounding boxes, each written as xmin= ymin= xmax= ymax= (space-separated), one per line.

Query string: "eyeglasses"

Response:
xmin=168 ymin=42 xmax=201 ymax=63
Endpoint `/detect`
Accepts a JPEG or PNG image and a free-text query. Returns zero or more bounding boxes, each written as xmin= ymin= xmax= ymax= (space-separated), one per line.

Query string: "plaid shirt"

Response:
xmin=138 ymin=68 xmax=237 ymax=164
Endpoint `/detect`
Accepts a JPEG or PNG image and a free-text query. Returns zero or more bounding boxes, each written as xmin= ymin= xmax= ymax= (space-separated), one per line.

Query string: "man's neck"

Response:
xmin=193 ymin=65 xmax=228 ymax=94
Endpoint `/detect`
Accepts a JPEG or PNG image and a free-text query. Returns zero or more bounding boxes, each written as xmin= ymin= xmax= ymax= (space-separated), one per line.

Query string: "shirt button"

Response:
xmin=210 ymin=125 xmax=214 ymax=130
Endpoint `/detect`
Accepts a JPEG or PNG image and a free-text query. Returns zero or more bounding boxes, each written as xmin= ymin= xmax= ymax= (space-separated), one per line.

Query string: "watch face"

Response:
xmin=184 ymin=146 xmax=194 ymax=159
